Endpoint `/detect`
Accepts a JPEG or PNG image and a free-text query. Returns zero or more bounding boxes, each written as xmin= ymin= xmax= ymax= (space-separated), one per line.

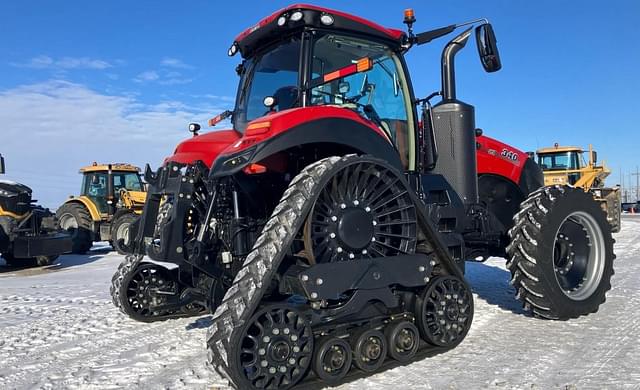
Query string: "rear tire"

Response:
xmin=56 ymin=203 xmax=94 ymax=254
xmin=507 ymin=185 xmax=615 ymax=320
xmin=110 ymin=213 xmax=138 ymax=255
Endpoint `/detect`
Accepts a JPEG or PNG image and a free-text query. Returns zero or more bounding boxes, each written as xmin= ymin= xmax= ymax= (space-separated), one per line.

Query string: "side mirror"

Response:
xmin=592 ymin=150 xmax=598 ymax=164
xmin=475 ymin=23 xmax=502 ymax=73
xmin=188 ymin=123 xmax=201 ymax=136
xmin=0 ymin=154 xmax=5 ymax=174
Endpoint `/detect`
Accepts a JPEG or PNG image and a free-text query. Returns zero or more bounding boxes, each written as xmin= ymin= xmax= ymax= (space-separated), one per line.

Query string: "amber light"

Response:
xmin=356 ymin=57 xmax=373 ymax=72
xmin=245 ymin=121 xmax=271 ymax=136
xmin=243 ymin=163 xmax=268 ymax=175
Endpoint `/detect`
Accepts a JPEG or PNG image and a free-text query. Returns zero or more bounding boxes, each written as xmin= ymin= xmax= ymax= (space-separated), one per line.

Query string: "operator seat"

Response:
xmin=273 ymin=86 xmax=298 ymax=111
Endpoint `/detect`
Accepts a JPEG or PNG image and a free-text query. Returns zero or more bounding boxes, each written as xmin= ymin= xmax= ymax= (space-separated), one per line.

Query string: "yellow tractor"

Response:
xmin=56 ymin=163 xmax=146 ymax=254
xmin=536 ymin=144 xmax=621 ymax=232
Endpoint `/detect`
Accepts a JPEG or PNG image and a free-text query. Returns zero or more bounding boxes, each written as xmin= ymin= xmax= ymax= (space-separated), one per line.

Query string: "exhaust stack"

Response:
xmin=441 ymin=27 xmax=472 ymax=101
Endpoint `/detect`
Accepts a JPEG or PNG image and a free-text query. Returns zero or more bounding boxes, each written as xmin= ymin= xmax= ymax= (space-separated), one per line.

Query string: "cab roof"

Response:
xmin=233 ymin=4 xmax=406 ymax=58
xmin=537 ymin=145 xmax=583 ymax=154
xmin=79 ymin=163 xmax=141 ymax=173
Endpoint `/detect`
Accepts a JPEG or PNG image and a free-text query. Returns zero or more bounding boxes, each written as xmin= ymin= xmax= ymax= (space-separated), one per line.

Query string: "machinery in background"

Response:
xmin=0 ymin=153 xmax=72 ymax=266
xmin=57 ymin=163 xmax=145 ymax=254
xmin=536 ymin=144 xmax=621 ymax=232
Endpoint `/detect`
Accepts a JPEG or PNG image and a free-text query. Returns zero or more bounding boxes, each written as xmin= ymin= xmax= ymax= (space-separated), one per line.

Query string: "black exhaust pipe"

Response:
xmin=430 ymin=27 xmax=479 ymax=206
xmin=441 ymin=27 xmax=472 ymax=101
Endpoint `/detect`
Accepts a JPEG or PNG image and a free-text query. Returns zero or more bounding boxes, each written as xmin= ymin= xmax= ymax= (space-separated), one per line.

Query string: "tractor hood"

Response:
xmin=165 ymin=129 xmax=241 ymax=168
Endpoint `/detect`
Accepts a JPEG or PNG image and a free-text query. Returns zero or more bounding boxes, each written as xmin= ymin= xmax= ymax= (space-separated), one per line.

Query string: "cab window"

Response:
xmin=310 ymin=34 xmax=415 ymax=169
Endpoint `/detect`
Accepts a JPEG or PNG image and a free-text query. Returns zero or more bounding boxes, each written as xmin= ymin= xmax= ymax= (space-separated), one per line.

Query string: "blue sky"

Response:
xmin=1 ymin=1 xmax=639 ymax=208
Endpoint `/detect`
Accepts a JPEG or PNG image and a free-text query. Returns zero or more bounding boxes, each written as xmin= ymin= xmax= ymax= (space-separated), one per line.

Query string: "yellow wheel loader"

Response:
xmin=536 ymin=144 xmax=621 ymax=232
xmin=56 ymin=163 xmax=146 ymax=254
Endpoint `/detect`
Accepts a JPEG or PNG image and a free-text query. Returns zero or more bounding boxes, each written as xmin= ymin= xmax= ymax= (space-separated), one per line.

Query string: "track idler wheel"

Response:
xmin=120 ymin=262 xmax=179 ymax=322
xmin=415 ymin=275 xmax=474 ymax=348
xmin=385 ymin=321 xmax=420 ymax=362
xmin=351 ymin=328 xmax=387 ymax=372
xmin=312 ymin=336 xmax=352 ymax=384
xmin=235 ymin=305 xmax=313 ymax=390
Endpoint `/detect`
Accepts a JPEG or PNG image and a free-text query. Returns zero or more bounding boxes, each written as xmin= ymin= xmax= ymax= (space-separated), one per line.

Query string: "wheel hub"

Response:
xmin=396 ymin=329 xmax=415 ymax=350
xmin=363 ymin=337 xmax=382 ymax=360
xmin=337 ymin=207 xmax=374 ymax=250
xmin=269 ymin=340 xmax=291 ymax=362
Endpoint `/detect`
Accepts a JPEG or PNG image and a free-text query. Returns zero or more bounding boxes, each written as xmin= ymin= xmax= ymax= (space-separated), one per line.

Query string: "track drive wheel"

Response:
xmin=111 ymin=212 xmax=139 ymax=255
xmin=233 ymin=305 xmax=313 ymax=390
xmin=110 ymin=255 xmax=193 ymax=322
xmin=415 ymin=275 xmax=473 ymax=348
xmin=507 ymin=185 xmax=615 ymax=320
xmin=56 ymin=203 xmax=94 ymax=254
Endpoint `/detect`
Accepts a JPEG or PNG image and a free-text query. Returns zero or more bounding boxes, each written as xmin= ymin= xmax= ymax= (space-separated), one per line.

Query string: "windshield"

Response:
xmin=234 ymin=37 xmax=301 ymax=133
xmin=538 ymin=152 xmax=583 ymax=171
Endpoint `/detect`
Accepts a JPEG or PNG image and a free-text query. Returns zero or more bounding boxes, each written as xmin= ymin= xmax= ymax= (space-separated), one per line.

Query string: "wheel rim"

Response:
xmin=116 ymin=222 xmax=131 ymax=246
xmin=238 ymin=306 xmax=313 ymax=389
xmin=552 ymin=211 xmax=605 ymax=301
xmin=125 ymin=264 xmax=176 ymax=318
xmin=58 ymin=213 xmax=78 ymax=230
xmin=418 ymin=276 xmax=473 ymax=347
xmin=306 ymin=161 xmax=416 ymax=263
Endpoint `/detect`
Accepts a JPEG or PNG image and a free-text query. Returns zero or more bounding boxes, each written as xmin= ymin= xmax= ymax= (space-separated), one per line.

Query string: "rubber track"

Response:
xmin=205 ymin=155 xmax=367 ymax=388
xmin=110 ymin=254 xmax=145 ymax=316
xmin=506 ymin=185 xmax=615 ymax=320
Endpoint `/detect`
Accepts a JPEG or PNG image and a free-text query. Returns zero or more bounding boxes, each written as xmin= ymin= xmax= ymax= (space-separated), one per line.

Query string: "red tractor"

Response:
xmin=111 ymin=5 xmax=615 ymax=389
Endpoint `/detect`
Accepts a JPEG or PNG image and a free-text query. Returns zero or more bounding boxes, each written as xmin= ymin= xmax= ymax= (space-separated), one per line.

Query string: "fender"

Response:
xmin=211 ymin=114 xmax=401 ymax=177
xmin=476 ymin=134 xmax=543 ymax=196
xmin=63 ymin=197 xmax=102 ymax=222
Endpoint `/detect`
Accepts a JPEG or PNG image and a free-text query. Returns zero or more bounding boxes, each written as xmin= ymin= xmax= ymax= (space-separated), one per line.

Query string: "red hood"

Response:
xmin=165 ymin=129 xmax=240 ymax=167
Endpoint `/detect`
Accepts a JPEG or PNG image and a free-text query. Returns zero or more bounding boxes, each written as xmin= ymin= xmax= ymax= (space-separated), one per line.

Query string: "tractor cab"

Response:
xmin=228 ymin=7 xmax=417 ymax=169
xmin=79 ymin=163 xmax=144 ymax=215
xmin=536 ymin=144 xmax=600 ymax=186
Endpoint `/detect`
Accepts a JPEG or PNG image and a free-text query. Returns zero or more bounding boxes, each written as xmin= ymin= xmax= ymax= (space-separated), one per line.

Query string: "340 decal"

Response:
xmin=501 ymin=148 xmax=519 ymax=162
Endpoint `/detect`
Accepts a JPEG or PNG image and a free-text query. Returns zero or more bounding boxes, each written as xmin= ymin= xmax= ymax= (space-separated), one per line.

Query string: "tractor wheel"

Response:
xmin=111 ymin=213 xmax=138 ymax=255
xmin=56 ymin=203 xmax=94 ymax=254
xmin=507 ymin=185 xmax=615 ymax=320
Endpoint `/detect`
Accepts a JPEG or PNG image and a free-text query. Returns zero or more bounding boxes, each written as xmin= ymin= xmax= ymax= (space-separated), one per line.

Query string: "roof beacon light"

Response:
xmin=320 ymin=13 xmax=334 ymax=26
xmin=403 ymin=9 xmax=416 ymax=24
xmin=290 ymin=10 xmax=304 ymax=22
xmin=277 ymin=15 xmax=287 ymax=26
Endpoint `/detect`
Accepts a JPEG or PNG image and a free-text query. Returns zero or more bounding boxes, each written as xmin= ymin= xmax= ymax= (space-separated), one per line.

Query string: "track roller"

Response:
xmin=351 ymin=328 xmax=387 ymax=372
xmin=312 ymin=336 xmax=352 ymax=384
xmin=385 ymin=321 xmax=420 ymax=362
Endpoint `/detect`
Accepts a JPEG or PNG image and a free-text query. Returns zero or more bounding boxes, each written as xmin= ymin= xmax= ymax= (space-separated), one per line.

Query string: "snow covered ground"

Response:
xmin=1 ymin=216 xmax=639 ymax=390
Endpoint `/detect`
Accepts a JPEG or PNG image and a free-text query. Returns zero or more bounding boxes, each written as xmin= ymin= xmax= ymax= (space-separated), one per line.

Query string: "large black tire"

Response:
xmin=507 ymin=185 xmax=615 ymax=320
xmin=56 ymin=203 xmax=94 ymax=254
xmin=110 ymin=212 xmax=138 ymax=255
